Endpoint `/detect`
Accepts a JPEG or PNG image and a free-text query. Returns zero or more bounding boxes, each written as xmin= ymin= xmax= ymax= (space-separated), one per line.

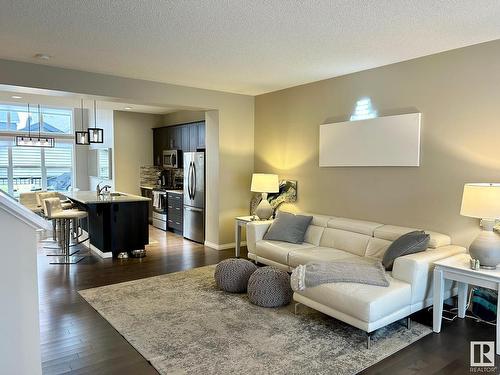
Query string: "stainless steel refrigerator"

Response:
xmin=183 ymin=152 xmax=205 ymax=243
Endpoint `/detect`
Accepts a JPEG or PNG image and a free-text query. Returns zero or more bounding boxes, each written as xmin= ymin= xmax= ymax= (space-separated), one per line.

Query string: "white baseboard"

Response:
xmin=88 ymin=242 xmax=113 ymax=259
xmin=204 ymin=240 xmax=246 ymax=251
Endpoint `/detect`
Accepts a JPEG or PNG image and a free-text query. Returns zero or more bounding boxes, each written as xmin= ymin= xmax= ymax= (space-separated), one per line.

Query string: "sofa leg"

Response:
xmin=366 ymin=333 xmax=371 ymax=349
xmin=294 ymin=302 xmax=301 ymax=315
xmin=406 ymin=317 xmax=411 ymax=330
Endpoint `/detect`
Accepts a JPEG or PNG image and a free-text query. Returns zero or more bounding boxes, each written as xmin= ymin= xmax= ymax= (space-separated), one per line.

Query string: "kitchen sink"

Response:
xmin=109 ymin=192 xmax=125 ymax=197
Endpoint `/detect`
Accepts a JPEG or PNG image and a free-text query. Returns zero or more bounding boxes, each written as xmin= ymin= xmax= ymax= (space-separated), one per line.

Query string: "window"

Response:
xmin=0 ymin=104 xmax=72 ymax=134
xmin=98 ymin=149 xmax=111 ymax=179
xmin=0 ymin=103 xmax=74 ymax=196
xmin=0 ymin=138 xmax=74 ymax=196
xmin=45 ymin=142 xmax=73 ymax=190
xmin=12 ymin=145 xmax=42 ymax=194
xmin=40 ymin=107 xmax=72 ymax=134
xmin=0 ymin=139 xmax=8 ymax=193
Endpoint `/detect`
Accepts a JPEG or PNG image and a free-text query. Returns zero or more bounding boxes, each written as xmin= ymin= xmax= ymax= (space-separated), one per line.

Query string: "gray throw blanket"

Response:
xmin=290 ymin=258 xmax=389 ymax=291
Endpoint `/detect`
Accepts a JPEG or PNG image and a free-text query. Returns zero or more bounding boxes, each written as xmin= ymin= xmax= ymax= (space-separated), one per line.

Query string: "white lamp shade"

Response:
xmin=460 ymin=183 xmax=500 ymax=219
xmin=251 ymin=173 xmax=279 ymax=193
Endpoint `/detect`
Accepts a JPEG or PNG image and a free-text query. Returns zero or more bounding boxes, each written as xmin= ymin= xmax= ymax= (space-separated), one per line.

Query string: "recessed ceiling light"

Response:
xmin=124 ymin=106 xmax=132 ymax=110
xmin=11 ymin=95 xmax=22 ymax=99
xmin=34 ymin=53 xmax=51 ymax=60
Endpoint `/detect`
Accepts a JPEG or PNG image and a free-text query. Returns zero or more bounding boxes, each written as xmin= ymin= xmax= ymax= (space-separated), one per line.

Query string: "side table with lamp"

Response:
xmin=234 ymin=173 xmax=279 ymax=257
xmin=433 ymin=183 xmax=500 ymax=354
xmin=433 ymin=253 xmax=500 ymax=354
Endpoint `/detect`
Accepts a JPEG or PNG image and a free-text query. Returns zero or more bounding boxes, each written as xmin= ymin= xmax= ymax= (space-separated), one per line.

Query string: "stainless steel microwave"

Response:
xmin=163 ymin=150 xmax=181 ymax=169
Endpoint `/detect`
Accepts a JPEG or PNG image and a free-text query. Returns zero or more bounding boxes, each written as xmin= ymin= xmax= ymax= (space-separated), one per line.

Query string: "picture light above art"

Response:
xmin=350 ymin=97 xmax=377 ymax=121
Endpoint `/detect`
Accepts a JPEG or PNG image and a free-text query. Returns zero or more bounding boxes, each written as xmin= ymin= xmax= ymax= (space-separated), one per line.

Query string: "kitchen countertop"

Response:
xmin=165 ymin=190 xmax=183 ymax=194
xmin=63 ymin=191 xmax=150 ymax=204
xmin=140 ymin=186 xmax=183 ymax=194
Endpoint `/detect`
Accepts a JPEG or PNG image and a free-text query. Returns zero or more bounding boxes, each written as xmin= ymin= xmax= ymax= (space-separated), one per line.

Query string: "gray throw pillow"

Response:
xmin=264 ymin=212 xmax=313 ymax=244
xmin=382 ymin=230 xmax=430 ymax=271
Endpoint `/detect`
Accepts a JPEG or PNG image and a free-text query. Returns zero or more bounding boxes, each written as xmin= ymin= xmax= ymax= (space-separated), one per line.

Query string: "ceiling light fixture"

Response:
xmin=16 ymin=104 xmax=55 ymax=148
xmin=75 ymin=99 xmax=90 ymax=145
xmin=34 ymin=53 xmax=51 ymax=60
xmin=88 ymin=100 xmax=104 ymax=143
xmin=124 ymin=106 xmax=132 ymax=110
xmin=11 ymin=95 xmax=22 ymax=99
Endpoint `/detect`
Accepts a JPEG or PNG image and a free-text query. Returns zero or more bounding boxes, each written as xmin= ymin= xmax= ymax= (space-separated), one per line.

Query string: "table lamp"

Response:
xmin=251 ymin=173 xmax=279 ymax=220
xmin=460 ymin=183 xmax=500 ymax=269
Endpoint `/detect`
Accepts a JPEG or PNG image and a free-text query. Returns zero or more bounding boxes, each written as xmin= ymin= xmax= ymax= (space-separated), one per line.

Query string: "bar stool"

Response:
xmin=44 ymin=197 xmax=87 ymax=265
xmin=42 ymin=197 xmax=70 ymax=254
xmin=38 ymin=191 xmax=74 ymax=243
xmin=19 ymin=192 xmax=43 ymax=215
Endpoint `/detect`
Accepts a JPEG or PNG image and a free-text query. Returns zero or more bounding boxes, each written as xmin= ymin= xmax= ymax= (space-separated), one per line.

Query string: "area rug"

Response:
xmin=79 ymin=265 xmax=431 ymax=375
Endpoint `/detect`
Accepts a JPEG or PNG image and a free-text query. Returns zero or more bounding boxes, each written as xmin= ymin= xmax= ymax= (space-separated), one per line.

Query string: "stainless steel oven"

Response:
xmin=152 ymin=189 xmax=168 ymax=230
xmin=163 ymin=150 xmax=182 ymax=169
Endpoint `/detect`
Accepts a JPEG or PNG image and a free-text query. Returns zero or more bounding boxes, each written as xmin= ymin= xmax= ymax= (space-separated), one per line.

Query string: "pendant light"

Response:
xmin=16 ymin=104 xmax=55 ymax=147
xmin=15 ymin=103 xmax=32 ymax=146
xmin=88 ymin=100 xmax=103 ymax=143
xmin=75 ymin=99 xmax=90 ymax=145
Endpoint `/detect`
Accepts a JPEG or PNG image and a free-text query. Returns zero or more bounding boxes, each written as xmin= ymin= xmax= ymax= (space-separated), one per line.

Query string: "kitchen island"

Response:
xmin=63 ymin=191 xmax=150 ymax=258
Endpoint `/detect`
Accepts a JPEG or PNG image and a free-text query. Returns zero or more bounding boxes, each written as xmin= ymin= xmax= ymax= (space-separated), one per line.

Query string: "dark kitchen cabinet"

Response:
xmin=140 ymin=187 xmax=154 ymax=224
xmin=165 ymin=126 xmax=182 ymax=150
xmin=167 ymin=192 xmax=183 ymax=233
xmin=81 ymin=200 xmax=149 ymax=257
xmin=153 ymin=121 xmax=206 ymax=163
xmin=181 ymin=125 xmax=190 ymax=151
xmin=165 ymin=127 xmax=174 ymax=149
xmin=197 ymin=122 xmax=205 ymax=149
xmin=153 ymin=129 xmax=161 ymax=166
xmin=153 ymin=127 xmax=168 ymax=166
xmin=189 ymin=123 xmax=198 ymax=151
xmin=172 ymin=126 xmax=182 ymax=149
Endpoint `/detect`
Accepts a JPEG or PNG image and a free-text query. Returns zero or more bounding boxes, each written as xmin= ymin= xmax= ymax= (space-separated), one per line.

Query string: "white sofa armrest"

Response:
xmin=392 ymin=245 xmax=466 ymax=307
xmin=246 ymin=220 xmax=273 ymax=254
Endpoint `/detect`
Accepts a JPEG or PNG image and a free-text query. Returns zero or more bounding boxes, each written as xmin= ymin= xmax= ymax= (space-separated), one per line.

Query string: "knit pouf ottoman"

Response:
xmin=247 ymin=266 xmax=292 ymax=307
xmin=214 ymin=258 xmax=257 ymax=293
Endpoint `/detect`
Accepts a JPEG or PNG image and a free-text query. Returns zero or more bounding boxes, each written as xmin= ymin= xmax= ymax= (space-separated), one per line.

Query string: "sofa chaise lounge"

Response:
xmin=246 ymin=212 xmax=466 ymax=346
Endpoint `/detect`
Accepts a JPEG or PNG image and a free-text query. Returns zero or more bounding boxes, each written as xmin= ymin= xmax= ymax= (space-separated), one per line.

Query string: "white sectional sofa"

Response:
xmin=246 ymin=212 xmax=466 ymax=343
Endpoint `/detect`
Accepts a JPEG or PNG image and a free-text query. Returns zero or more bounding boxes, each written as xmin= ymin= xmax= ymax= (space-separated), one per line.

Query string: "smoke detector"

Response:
xmin=34 ymin=53 xmax=51 ymax=60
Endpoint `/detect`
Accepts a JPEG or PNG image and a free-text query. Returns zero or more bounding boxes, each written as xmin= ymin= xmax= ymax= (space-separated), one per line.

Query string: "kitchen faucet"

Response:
xmin=97 ymin=182 xmax=112 ymax=196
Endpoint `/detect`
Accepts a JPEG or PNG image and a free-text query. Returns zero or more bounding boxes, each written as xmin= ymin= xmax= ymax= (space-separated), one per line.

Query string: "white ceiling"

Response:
xmin=1 ymin=1 xmax=500 ymax=95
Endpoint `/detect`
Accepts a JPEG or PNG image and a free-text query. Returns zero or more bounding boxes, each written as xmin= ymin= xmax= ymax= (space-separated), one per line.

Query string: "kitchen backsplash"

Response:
xmin=140 ymin=165 xmax=161 ymax=187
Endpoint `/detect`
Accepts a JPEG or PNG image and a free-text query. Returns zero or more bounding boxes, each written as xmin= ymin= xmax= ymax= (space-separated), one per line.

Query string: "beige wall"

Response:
xmin=255 ymin=40 xmax=500 ymax=247
xmin=162 ymin=110 xmax=206 ymax=126
xmin=205 ymin=110 xmax=220 ymax=248
xmin=114 ymin=111 xmax=162 ymax=195
xmin=0 ymin=59 xmax=254 ymax=246
xmin=73 ymin=107 xmax=89 ymax=191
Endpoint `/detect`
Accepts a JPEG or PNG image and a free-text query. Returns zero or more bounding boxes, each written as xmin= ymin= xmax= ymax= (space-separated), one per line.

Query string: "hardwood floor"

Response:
xmin=38 ymin=226 xmax=497 ymax=374
xmin=361 ymin=309 xmax=497 ymax=374
xmin=38 ymin=226 xmax=235 ymax=374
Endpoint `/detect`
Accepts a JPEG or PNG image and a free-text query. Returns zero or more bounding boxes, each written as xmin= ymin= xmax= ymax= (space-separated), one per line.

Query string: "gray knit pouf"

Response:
xmin=247 ymin=266 xmax=293 ymax=307
xmin=214 ymin=258 xmax=258 ymax=293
